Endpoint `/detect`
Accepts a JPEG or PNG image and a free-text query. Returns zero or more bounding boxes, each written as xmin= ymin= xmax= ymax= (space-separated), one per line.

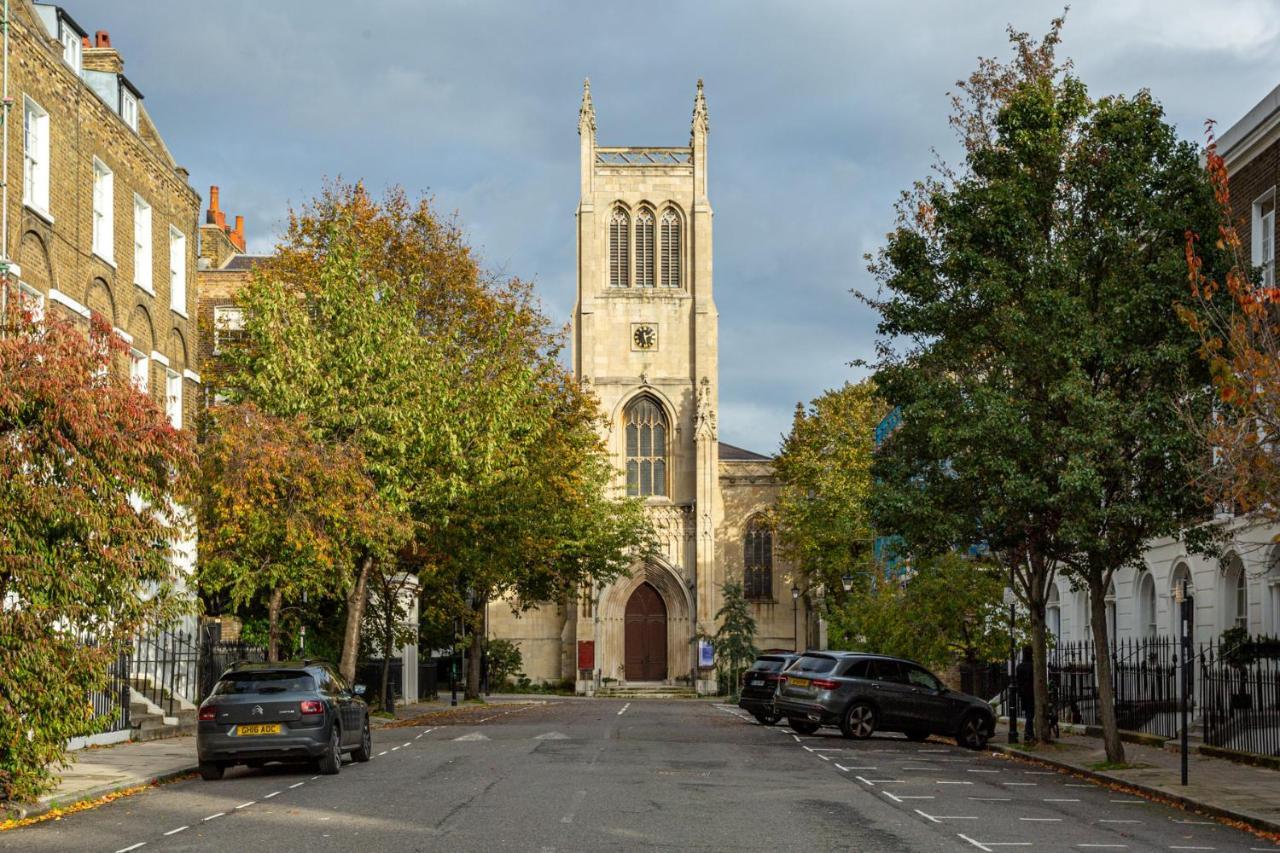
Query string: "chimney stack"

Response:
xmin=232 ymin=216 xmax=245 ymax=251
xmin=200 ymin=185 xmax=247 ymax=261
xmin=206 ymin=185 xmax=221 ymax=224
xmin=95 ymin=30 xmax=111 ymax=48
xmin=83 ymin=30 xmax=123 ymax=74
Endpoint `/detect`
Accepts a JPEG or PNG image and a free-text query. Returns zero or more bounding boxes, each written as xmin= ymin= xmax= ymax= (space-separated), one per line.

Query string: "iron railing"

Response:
xmin=81 ymin=649 xmax=132 ymax=736
xmin=198 ymin=639 xmax=266 ymax=703
xmin=131 ymin=626 xmax=201 ymax=717
xmin=1200 ymin=638 xmax=1280 ymax=758
xmin=1048 ymin=636 xmax=1182 ymax=738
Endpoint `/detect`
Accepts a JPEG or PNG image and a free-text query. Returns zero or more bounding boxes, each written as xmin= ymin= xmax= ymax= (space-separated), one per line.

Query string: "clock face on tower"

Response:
xmin=632 ymin=323 xmax=657 ymax=351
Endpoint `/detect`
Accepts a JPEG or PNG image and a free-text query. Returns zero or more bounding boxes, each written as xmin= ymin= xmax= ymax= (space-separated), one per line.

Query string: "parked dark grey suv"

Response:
xmin=773 ymin=651 xmax=995 ymax=749
xmin=196 ymin=661 xmax=372 ymax=780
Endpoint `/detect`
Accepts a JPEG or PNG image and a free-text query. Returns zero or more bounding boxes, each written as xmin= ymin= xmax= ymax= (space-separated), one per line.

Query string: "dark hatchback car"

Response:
xmin=737 ymin=652 xmax=799 ymax=725
xmin=196 ymin=661 xmax=372 ymax=780
xmin=774 ymin=651 xmax=995 ymax=749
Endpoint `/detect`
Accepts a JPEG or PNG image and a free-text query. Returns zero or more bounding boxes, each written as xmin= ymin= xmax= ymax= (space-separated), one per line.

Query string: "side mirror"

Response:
xmin=353 ymin=684 xmax=367 ymax=696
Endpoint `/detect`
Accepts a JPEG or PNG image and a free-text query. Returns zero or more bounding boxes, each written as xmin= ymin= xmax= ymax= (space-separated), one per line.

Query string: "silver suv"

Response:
xmin=773 ymin=651 xmax=994 ymax=749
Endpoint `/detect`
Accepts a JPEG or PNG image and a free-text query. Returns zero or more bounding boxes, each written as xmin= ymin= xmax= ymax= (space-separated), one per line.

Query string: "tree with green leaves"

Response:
xmin=1 ymin=306 xmax=195 ymax=802
xmin=711 ymin=581 xmax=759 ymax=700
xmin=866 ymin=19 xmax=1227 ymax=760
xmin=772 ymin=381 xmax=887 ymax=597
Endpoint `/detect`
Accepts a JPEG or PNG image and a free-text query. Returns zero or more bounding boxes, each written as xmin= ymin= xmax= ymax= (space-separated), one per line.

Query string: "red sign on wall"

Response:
xmin=577 ymin=640 xmax=595 ymax=671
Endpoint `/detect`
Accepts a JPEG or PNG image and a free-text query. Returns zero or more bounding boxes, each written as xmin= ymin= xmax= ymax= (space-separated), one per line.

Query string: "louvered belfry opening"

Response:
xmin=625 ymin=396 xmax=667 ymax=497
xmin=660 ymin=209 xmax=681 ymax=288
xmin=636 ymin=208 xmax=655 ymax=287
xmin=609 ymin=207 xmax=630 ymax=287
xmin=744 ymin=516 xmax=773 ymax=600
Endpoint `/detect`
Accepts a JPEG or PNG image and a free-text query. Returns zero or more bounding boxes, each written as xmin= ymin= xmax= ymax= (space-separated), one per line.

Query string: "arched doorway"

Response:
xmin=625 ymin=583 xmax=667 ymax=681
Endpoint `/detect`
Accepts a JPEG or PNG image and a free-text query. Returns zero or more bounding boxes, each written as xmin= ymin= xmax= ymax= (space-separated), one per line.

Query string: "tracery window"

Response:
xmin=625 ymin=396 xmax=667 ymax=497
xmin=609 ymin=208 xmax=630 ymax=288
xmin=660 ymin=209 xmax=681 ymax=288
xmin=635 ymin=209 xmax=655 ymax=287
xmin=744 ymin=516 xmax=773 ymax=600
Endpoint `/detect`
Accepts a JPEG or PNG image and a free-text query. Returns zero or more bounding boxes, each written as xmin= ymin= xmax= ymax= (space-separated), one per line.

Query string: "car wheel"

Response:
xmin=957 ymin=713 xmax=989 ymax=750
xmin=754 ymin=711 xmax=782 ymax=726
xmin=787 ymin=718 xmax=820 ymax=735
xmin=904 ymin=729 xmax=931 ymax=742
xmin=198 ymin=761 xmax=224 ymax=781
xmin=317 ymin=724 xmax=343 ymax=775
xmin=840 ymin=702 xmax=877 ymax=739
xmin=352 ymin=719 xmax=373 ymax=763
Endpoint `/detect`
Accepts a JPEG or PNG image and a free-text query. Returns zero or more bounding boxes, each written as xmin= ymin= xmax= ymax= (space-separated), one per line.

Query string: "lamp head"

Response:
xmin=841 ymin=574 xmax=854 ymax=593
xmin=791 ymin=583 xmax=801 ymax=600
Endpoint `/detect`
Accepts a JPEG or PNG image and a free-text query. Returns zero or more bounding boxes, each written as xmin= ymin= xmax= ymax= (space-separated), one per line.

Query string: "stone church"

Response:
xmin=487 ymin=81 xmax=810 ymax=694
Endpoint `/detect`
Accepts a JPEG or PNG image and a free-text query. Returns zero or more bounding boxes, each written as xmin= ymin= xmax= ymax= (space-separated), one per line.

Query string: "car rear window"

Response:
xmin=212 ymin=671 xmax=316 ymax=695
xmin=751 ymin=657 xmax=790 ymax=672
xmin=790 ymin=655 xmax=837 ymax=674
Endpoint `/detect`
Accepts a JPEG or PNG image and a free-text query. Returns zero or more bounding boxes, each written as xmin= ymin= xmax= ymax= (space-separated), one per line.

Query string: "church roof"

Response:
xmin=719 ymin=441 xmax=772 ymax=462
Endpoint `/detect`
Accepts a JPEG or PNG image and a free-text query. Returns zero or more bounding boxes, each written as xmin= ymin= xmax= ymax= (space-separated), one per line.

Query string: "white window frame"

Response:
xmin=120 ymin=89 xmax=138 ymax=132
xmin=165 ymin=368 xmax=182 ymax=429
xmin=1253 ymin=188 xmax=1275 ymax=288
xmin=92 ymin=158 xmax=114 ymax=264
xmin=60 ymin=21 xmax=82 ymax=73
xmin=1234 ymin=570 xmax=1248 ymax=631
xmin=129 ymin=348 xmax=149 ymax=394
xmin=169 ymin=226 xmax=186 ymax=315
xmin=212 ymin=305 xmax=245 ymax=355
xmin=23 ymin=96 xmax=50 ymax=217
xmin=16 ymin=281 xmax=45 ymax=324
xmin=133 ymin=195 xmax=152 ymax=293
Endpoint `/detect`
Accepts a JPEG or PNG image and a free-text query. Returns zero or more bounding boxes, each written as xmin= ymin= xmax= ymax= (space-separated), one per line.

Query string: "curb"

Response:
xmin=6 ymin=764 xmax=198 ymax=823
xmin=989 ymin=743 xmax=1280 ymax=835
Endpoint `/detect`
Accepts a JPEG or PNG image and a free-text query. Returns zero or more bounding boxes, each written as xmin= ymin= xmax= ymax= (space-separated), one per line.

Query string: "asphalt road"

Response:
xmin=1 ymin=699 xmax=1273 ymax=852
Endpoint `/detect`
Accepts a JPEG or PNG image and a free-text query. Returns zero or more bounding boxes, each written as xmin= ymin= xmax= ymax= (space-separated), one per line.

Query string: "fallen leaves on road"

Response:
xmin=388 ymin=701 xmax=543 ymax=729
xmin=0 ymin=778 xmax=168 ymax=832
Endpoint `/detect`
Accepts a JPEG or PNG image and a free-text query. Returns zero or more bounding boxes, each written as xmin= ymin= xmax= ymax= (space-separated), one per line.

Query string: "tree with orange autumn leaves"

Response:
xmin=0 ymin=301 xmax=195 ymax=802
xmin=1181 ymin=128 xmax=1280 ymax=529
xmin=207 ymin=182 xmax=653 ymax=693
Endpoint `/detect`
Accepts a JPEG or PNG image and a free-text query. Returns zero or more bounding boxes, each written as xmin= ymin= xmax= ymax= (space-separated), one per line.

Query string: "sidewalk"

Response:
xmin=992 ymin=729 xmax=1280 ymax=834
xmin=3 ymin=736 xmax=199 ymax=822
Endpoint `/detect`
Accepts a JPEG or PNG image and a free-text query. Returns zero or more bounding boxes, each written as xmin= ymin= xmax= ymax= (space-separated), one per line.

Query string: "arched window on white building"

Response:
xmin=1046 ymin=585 xmax=1061 ymax=643
xmin=1268 ymin=547 xmax=1280 ymax=635
xmin=1105 ymin=580 xmax=1117 ymax=648
xmin=1222 ymin=553 xmax=1248 ymax=632
xmin=1137 ymin=571 xmax=1157 ymax=638
xmin=1169 ymin=562 xmax=1192 ymax=639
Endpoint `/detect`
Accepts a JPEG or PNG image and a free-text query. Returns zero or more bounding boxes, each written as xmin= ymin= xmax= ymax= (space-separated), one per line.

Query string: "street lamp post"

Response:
xmin=841 ymin=573 xmax=854 ymax=593
xmin=791 ymin=582 xmax=802 ymax=653
xmin=1007 ymin=561 xmax=1019 ymax=744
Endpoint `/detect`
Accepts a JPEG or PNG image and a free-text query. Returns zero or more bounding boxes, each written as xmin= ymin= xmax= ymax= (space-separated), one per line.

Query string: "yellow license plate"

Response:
xmin=788 ymin=677 xmax=809 ymax=688
xmin=235 ymin=723 xmax=281 ymax=736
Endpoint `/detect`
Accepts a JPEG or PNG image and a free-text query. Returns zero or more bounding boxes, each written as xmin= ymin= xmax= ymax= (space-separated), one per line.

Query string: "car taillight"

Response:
xmin=768 ymin=673 xmax=788 ymax=682
xmin=300 ymin=699 xmax=324 ymax=715
xmin=811 ymin=678 xmax=839 ymax=690
xmin=198 ymin=706 xmax=216 ymax=721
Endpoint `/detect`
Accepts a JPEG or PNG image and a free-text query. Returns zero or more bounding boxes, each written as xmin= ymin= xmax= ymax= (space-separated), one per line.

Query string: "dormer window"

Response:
xmin=60 ymin=22 xmax=82 ymax=73
xmin=121 ymin=89 xmax=138 ymax=132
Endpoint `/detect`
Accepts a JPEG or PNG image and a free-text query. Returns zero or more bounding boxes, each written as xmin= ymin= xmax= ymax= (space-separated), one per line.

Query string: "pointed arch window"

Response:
xmin=609 ymin=208 xmax=630 ymax=288
xmin=660 ymin=209 xmax=681 ymax=288
xmin=744 ymin=516 xmax=773 ymax=600
xmin=636 ymin=208 xmax=655 ymax=288
xmin=625 ymin=396 xmax=667 ymax=497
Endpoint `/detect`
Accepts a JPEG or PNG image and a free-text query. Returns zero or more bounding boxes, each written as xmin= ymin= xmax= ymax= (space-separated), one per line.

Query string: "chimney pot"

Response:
xmin=209 ymin=186 xmax=220 ymax=212
xmin=232 ymin=216 xmax=246 ymax=251
xmin=81 ymin=35 xmax=90 ymax=48
xmin=95 ymin=30 xmax=111 ymax=48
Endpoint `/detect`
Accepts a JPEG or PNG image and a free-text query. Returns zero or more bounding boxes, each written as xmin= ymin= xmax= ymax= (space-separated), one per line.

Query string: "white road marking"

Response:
xmin=163 ymin=826 xmax=188 ymax=837
xmin=311 ymin=775 xmax=320 ymax=780
xmin=263 ymin=791 xmax=281 ymax=799
xmin=1076 ymin=845 xmax=1128 ymax=849
xmin=403 ymin=741 xmax=411 ymax=747
xmin=968 ymin=797 xmax=1011 ymax=802
xmin=916 ymin=808 xmax=978 ymax=823
xmin=1043 ymin=797 xmax=1080 ymax=802
xmin=1003 ymin=782 xmax=1038 ymax=786
xmin=290 ymin=782 xmax=305 ymax=789
xmin=1108 ymin=799 xmax=1144 ymax=804
xmin=378 ymin=750 xmax=388 ymax=756
xmin=856 ymin=775 xmax=875 ymax=786
xmin=867 ymin=778 xmax=906 ymax=784
xmin=1065 ymin=783 xmax=1093 ymax=788
xmin=1169 ymin=847 xmax=1216 ymax=851
xmin=1024 ymin=771 xmax=1057 ymax=775
xmin=916 ymin=809 xmax=941 ymax=824
xmin=966 ymin=769 xmax=1000 ymax=774
xmin=560 ymin=789 xmax=587 ymax=824
xmin=936 ymin=780 xmax=973 ymax=785
xmin=957 ymin=835 xmax=993 ymax=852
xmin=202 ymin=812 xmax=225 ymax=822
xmin=1097 ymin=820 xmax=1140 ymax=824
xmin=883 ymin=791 xmax=904 ymax=803
xmin=1020 ymin=818 xmax=1062 ymax=822
xmin=235 ymin=801 xmax=255 ymax=809
xmin=897 ymin=795 xmax=936 ymax=800
xmin=834 ymin=764 xmax=877 ymax=771
xmin=818 ymin=754 xmax=830 ymax=761
xmin=115 ymin=844 xmax=146 ymax=852
xmin=1171 ymin=820 xmax=1215 ymax=825
xmin=392 ymin=746 xmax=401 ymax=751
xmin=617 ymin=703 xmax=630 ymax=716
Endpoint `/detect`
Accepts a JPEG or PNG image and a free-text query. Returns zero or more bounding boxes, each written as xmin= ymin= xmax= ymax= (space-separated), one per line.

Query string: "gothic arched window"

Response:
xmin=609 ymin=207 xmax=630 ymax=288
xmin=660 ymin=208 xmax=681 ymax=288
xmin=625 ymin=396 xmax=667 ymax=497
xmin=744 ymin=516 xmax=773 ymax=600
xmin=636 ymin=208 xmax=655 ymax=288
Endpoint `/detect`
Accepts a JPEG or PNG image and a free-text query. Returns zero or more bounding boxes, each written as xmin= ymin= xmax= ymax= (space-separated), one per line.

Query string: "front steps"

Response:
xmin=596 ymin=683 xmax=699 ymax=699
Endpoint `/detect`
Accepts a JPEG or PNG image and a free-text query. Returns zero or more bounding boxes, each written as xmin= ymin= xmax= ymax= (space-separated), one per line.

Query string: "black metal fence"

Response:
xmin=130 ymin=626 xmax=202 ymax=717
xmin=198 ymin=639 xmax=267 ymax=703
xmin=1048 ymin=637 xmax=1181 ymax=738
xmin=82 ymin=650 xmax=132 ymax=736
xmin=1200 ymin=638 xmax=1280 ymax=758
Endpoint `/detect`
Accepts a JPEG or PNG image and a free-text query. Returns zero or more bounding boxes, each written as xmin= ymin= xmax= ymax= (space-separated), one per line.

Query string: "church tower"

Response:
xmin=572 ymin=80 xmax=721 ymax=691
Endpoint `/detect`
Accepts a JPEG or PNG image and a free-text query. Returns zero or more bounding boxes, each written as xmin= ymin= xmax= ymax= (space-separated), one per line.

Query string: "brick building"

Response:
xmin=4 ymin=1 xmax=201 ymax=428
xmin=194 ymin=185 xmax=265 ymax=394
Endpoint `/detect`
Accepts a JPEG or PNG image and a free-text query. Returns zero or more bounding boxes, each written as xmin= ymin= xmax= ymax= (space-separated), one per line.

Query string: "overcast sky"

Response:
xmin=73 ymin=1 xmax=1279 ymax=454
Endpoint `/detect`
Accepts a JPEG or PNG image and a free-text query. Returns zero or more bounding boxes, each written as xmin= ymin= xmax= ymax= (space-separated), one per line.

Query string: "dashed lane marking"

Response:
xmin=834 ymin=764 xmax=877 ymax=771
xmin=1168 ymin=847 xmax=1216 ymax=851
xmin=617 ymin=703 xmax=631 ymax=716
xmin=263 ymin=791 xmax=281 ymax=799
xmin=915 ymin=809 xmax=977 ymax=823
xmin=235 ymin=801 xmax=255 ymax=809
xmin=1076 ymin=845 xmax=1128 ymax=849
xmin=163 ymin=826 xmax=188 ymax=836
xmin=818 ymin=755 xmax=831 ymax=761
xmin=1108 ymin=799 xmax=1144 ymax=804
xmin=936 ymin=780 xmax=973 ymax=785
xmin=289 ymin=782 xmax=305 ymax=789
xmin=958 ymin=837 xmax=1031 ymax=851
xmin=1002 ymin=782 xmax=1038 ymax=786
xmin=883 ymin=791 xmax=904 ymax=803
xmin=392 ymin=746 xmax=401 ymax=751
xmin=115 ymin=844 xmax=146 ymax=853
xmin=1020 ymin=818 xmax=1062 ymax=822
xmin=402 ymin=742 xmax=411 ymax=747
xmin=1097 ymin=820 xmax=1140 ymax=825
xmin=969 ymin=797 xmax=1012 ymax=802
xmin=966 ymin=769 xmax=1000 ymax=774
xmin=378 ymin=750 xmax=388 ymax=756
xmin=897 ymin=795 xmax=936 ymax=800
xmin=1043 ymin=798 xmax=1080 ymax=803
xmin=202 ymin=812 xmax=225 ymax=822
xmin=1171 ymin=820 xmax=1215 ymax=825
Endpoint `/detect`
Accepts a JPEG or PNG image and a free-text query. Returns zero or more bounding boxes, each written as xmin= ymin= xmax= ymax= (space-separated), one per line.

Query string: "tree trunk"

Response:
xmin=1029 ymin=598 xmax=1051 ymax=744
xmin=267 ymin=588 xmax=283 ymax=662
xmin=465 ymin=606 xmax=483 ymax=700
xmin=1089 ymin=577 xmax=1125 ymax=764
xmin=340 ymin=555 xmax=373 ymax=682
